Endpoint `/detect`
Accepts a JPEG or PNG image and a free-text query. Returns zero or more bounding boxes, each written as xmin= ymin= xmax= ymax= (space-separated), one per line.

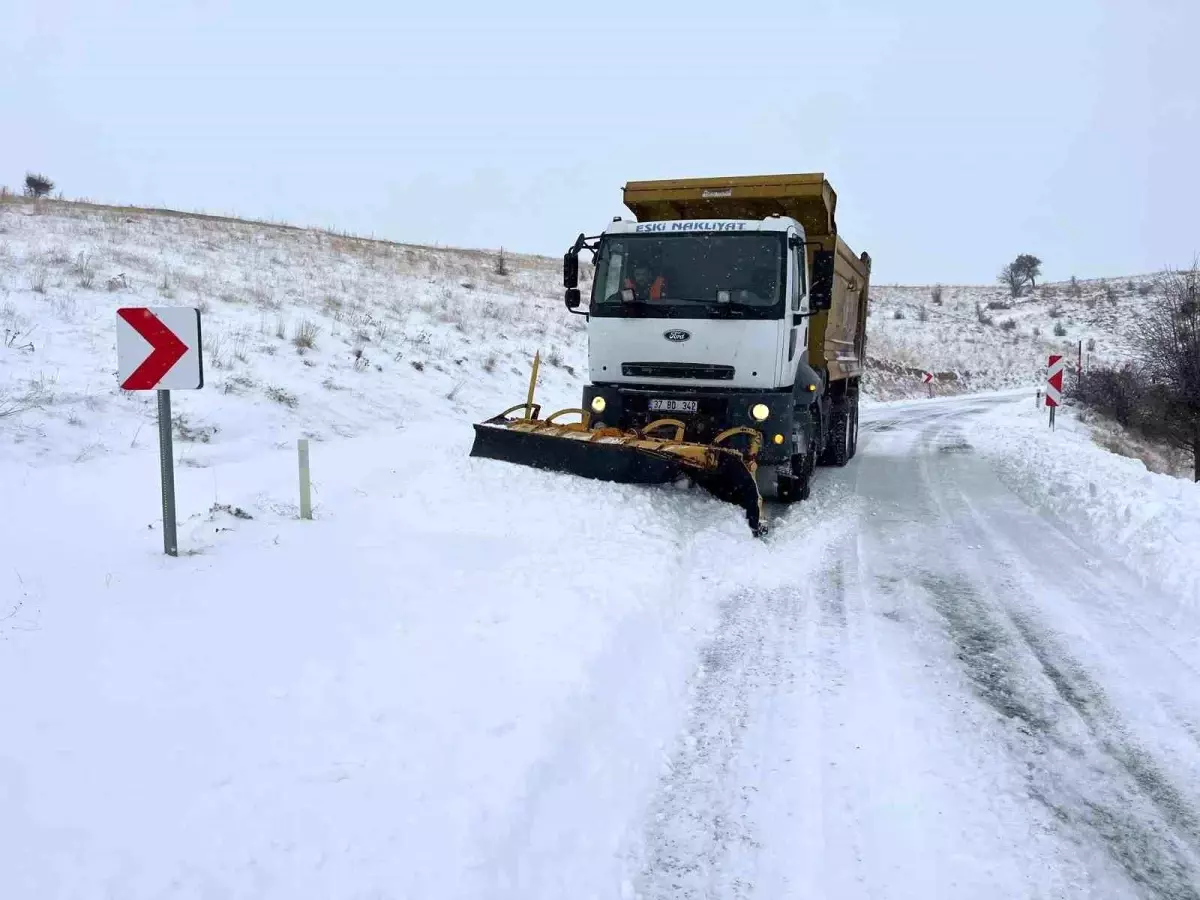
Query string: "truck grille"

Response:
xmin=620 ymin=362 xmax=735 ymax=380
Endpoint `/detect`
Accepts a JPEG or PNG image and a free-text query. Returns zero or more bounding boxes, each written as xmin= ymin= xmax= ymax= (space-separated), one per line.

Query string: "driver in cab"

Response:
xmin=625 ymin=263 xmax=667 ymax=302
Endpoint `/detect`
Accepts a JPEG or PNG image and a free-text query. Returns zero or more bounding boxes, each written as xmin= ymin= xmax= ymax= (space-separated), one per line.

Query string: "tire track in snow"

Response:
xmin=912 ymin=415 xmax=1200 ymax=899
xmin=628 ymin=497 xmax=861 ymax=899
xmin=628 ymin=586 xmax=789 ymax=900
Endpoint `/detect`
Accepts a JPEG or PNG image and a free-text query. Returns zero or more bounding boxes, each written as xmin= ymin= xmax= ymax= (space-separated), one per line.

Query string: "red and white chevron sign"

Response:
xmin=116 ymin=307 xmax=204 ymax=390
xmin=922 ymin=372 xmax=934 ymax=384
xmin=1045 ymin=354 xmax=1065 ymax=407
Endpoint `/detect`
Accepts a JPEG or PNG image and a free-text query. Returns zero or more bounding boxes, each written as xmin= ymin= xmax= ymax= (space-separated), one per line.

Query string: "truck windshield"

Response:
xmin=591 ymin=232 xmax=785 ymax=319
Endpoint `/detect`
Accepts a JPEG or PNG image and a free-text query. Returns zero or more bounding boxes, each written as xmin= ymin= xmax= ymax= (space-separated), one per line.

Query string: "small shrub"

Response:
xmin=411 ymin=360 xmax=425 ymax=372
xmin=975 ymin=302 xmax=994 ymax=326
xmin=986 ymin=299 xmax=1013 ymax=310
xmin=292 ymin=319 xmax=319 ymax=350
xmin=917 ymin=305 xmax=929 ymax=323
xmin=1053 ymin=321 xmax=1068 ymax=337
xmin=893 ymin=309 xmax=905 ymax=320
xmin=1032 ymin=326 xmax=1041 ymax=337
xmin=158 ymin=269 xmax=174 ymax=298
xmin=106 ymin=274 xmax=128 ymax=292
xmin=1126 ymin=279 xmax=1135 ymax=293
xmin=547 ymin=346 xmax=565 ymax=367
xmin=274 ymin=315 xmax=287 ymax=340
xmin=24 ymin=173 xmax=54 ymax=199
xmin=1068 ymin=276 xmax=1081 ymax=298
xmin=30 ymin=268 xmax=47 ymax=294
xmin=1086 ymin=337 xmax=1096 ymax=352
xmin=494 ymin=247 xmax=510 ymax=276
xmin=1000 ymin=318 xmax=1017 ymax=332
xmin=1104 ymin=281 xmax=1117 ymax=302
xmin=482 ymin=353 xmax=498 ymax=373
xmin=73 ymin=253 xmax=96 ymax=289
xmin=173 ymin=414 xmax=218 ymax=443
xmin=1137 ymin=282 xmax=1153 ymax=297
xmin=1048 ymin=303 xmax=1064 ymax=319
xmin=930 ymin=284 xmax=944 ymax=305
xmin=203 ymin=332 xmax=225 ymax=369
xmin=266 ymin=385 xmax=299 ymax=407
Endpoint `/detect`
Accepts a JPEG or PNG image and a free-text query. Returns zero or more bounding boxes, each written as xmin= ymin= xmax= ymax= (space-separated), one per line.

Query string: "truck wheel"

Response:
xmin=797 ymin=442 xmax=815 ymax=499
xmin=821 ymin=405 xmax=851 ymax=467
xmin=780 ymin=417 xmax=816 ymax=503
xmin=847 ymin=394 xmax=860 ymax=460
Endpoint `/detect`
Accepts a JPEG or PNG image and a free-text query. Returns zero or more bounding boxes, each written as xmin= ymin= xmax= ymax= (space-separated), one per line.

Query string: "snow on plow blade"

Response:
xmin=469 ymin=404 xmax=765 ymax=534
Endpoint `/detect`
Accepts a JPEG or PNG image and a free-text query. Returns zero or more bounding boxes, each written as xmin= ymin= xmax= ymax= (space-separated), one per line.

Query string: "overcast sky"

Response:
xmin=4 ymin=0 xmax=1196 ymax=284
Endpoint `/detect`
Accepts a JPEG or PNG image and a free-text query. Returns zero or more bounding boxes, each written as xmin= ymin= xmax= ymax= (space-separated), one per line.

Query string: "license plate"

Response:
xmin=649 ymin=398 xmax=698 ymax=413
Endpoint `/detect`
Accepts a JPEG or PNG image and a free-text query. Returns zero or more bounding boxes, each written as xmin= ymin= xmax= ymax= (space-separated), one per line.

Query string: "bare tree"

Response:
xmin=494 ymin=247 xmax=509 ymax=277
xmin=23 ymin=173 xmax=54 ymax=198
xmin=1011 ymin=254 xmax=1043 ymax=288
xmin=998 ymin=263 xmax=1024 ymax=298
xmin=1136 ymin=263 xmax=1200 ymax=481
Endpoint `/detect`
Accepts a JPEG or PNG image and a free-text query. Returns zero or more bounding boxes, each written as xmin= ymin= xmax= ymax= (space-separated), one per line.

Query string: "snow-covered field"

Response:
xmin=864 ymin=277 xmax=1157 ymax=399
xmin=0 ymin=199 xmax=587 ymax=468
xmin=4 ymin=199 xmax=1199 ymax=898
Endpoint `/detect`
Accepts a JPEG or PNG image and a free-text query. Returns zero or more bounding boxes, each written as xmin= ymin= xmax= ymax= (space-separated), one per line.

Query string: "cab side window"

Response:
xmin=790 ymin=243 xmax=806 ymax=310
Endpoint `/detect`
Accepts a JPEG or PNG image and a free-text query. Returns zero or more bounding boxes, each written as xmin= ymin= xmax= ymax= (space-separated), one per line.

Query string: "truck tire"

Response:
xmin=820 ymin=404 xmax=851 ymax=467
xmin=781 ymin=442 xmax=814 ymax=501
xmin=847 ymin=392 xmax=860 ymax=460
xmin=797 ymin=443 xmax=814 ymax=500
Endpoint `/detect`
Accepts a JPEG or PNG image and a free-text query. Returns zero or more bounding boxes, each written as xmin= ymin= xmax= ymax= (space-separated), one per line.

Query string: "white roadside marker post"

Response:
xmin=298 ymin=439 xmax=313 ymax=520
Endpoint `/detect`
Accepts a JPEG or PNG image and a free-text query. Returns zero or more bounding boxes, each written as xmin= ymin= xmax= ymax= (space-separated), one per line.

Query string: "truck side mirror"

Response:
xmin=564 ymin=251 xmax=579 ymax=289
xmin=809 ymin=250 xmax=835 ymax=312
xmin=564 ymin=288 xmax=581 ymax=310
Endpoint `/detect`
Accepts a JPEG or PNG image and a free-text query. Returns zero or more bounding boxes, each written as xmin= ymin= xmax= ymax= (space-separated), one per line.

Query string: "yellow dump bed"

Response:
xmin=621 ymin=173 xmax=870 ymax=382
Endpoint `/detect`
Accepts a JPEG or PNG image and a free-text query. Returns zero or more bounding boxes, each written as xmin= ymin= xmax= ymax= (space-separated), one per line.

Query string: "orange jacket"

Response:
xmin=625 ymin=275 xmax=667 ymax=301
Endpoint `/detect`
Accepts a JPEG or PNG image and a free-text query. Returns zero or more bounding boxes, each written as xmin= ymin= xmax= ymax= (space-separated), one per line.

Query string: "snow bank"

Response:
xmin=0 ymin=411 xmax=856 ymax=899
xmin=970 ymin=400 xmax=1200 ymax=605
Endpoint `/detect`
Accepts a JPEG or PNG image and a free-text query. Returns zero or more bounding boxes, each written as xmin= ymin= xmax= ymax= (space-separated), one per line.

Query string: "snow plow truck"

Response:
xmin=470 ymin=173 xmax=871 ymax=535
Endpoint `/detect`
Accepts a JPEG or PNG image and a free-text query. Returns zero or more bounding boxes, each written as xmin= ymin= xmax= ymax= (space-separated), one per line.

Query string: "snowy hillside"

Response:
xmin=863 ymin=277 xmax=1154 ymax=399
xmin=2 ymin=198 xmax=1151 ymax=460
xmin=0 ymin=199 xmax=587 ymax=468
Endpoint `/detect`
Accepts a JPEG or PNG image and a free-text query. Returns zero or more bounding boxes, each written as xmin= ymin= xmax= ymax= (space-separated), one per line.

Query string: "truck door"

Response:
xmin=782 ymin=229 xmax=809 ymax=385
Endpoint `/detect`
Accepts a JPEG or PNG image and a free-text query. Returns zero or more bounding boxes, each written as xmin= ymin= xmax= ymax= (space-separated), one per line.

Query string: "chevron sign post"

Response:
xmin=1046 ymin=354 xmax=1065 ymax=430
xmin=116 ymin=307 xmax=204 ymax=557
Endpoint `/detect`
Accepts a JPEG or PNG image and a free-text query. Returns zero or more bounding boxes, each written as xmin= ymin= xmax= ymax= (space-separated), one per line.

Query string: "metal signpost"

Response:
xmin=1045 ymin=353 xmax=1064 ymax=430
xmin=116 ymin=307 xmax=204 ymax=556
xmin=922 ymin=371 xmax=934 ymax=399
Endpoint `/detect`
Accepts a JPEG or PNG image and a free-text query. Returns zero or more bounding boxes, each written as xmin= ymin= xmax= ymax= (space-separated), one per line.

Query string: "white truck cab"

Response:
xmin=561 ymin=173 xmax=869 ymax=502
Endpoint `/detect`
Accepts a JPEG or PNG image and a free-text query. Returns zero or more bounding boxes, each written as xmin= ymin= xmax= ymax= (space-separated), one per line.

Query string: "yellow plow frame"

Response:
xmin=469 ymin=355 xmax=766 ymax=534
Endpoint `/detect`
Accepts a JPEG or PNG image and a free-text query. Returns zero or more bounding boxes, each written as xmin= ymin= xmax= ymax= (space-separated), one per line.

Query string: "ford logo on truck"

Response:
xmin=663 ymin=329 xmax=691 ymax=342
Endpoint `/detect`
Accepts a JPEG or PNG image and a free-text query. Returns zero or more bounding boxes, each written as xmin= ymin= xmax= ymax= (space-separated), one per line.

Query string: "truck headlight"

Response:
xmin=590 ymin=396 xmax=607 ymax=413
xmin=751 ymin=403 xmax=770 ymax=422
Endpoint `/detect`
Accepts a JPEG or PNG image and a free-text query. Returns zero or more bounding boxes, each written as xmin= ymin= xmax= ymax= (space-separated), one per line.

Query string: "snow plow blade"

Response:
xmin=469 ymin=404 xmax=765 ymax=534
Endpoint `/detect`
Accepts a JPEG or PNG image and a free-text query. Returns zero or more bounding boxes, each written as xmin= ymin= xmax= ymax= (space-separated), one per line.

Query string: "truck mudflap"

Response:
xmin=469 ymin=403 xmax=765 ymax=535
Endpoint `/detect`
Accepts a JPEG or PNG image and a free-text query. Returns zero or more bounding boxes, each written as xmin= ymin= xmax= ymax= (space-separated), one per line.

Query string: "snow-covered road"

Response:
xmin=4 ymin=394 xmax=1199 ymax=899
xmin=621 ymin=395 xmax=1200 ymax=899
